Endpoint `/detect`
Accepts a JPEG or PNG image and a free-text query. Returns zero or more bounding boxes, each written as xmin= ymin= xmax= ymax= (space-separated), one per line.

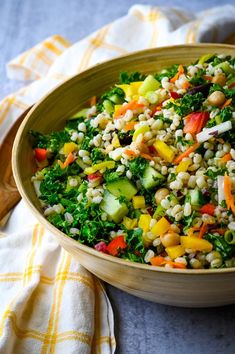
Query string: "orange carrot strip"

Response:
xmin=150 ymin=256 xmax=165 ymax=266
xmin=182 ymin=81 xmax=190 ymax=89
xmin=198 ymin=222 xmax=208 ymax=239
xmin=90 ymin=95 xmax=96 ymax=106
xmin=224 ymin=174 xmax=232 ymax=209
xmin=174 ymin=142 xmax=200 ymax=165
xmin=63 ymin=152 xmax=74 ymax=168
xmin=221 ymin=98 xmax=232 ymax=109
xmin=114 ymin=100 xmax=144 ymax=119
xmin=170 ymin=64 xmax=184 ymax=83
xmin=150 ymin=256 xmax=186 ymax=268
xmin=220 ymin=153 xmax=232 ymax=163
xmin=140 ymin=152 xmax=153 ymax=160
xmin=124 ymin=121 xmax=136 ymax=131
xmin=124 ymin=149 xmax=138 ymax=158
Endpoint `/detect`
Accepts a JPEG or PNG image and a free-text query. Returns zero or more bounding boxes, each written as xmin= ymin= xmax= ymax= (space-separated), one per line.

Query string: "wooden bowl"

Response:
xmin=13 ymin=44 xmax=235 ymax=307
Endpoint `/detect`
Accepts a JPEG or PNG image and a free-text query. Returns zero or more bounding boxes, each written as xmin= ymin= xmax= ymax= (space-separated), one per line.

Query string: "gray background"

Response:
xmin=1 ymin=1 xmax=235 ymax=353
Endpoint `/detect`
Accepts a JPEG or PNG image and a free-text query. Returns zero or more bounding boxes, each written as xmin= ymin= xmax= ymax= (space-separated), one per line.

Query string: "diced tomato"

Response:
xmin=34 ymin=148 xmax=47 ymax=162
xmin=148 ymin=145 xmax=156 ymax=154
xmin=200 ymin=203 xmax=216 ymax=216
xmin=183 ymin=111 xmax=209 ymax=135
xmin=87 ymin=171 xmax=102 ymax=182
xmin=106 ymin=235 xmax=127 ymax=256
xmin=170 ymin=91 xmax=181 ymax=99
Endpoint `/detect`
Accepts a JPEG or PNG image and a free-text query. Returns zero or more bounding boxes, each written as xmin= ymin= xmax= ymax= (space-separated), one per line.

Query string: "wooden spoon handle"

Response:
xmin=0 ymin=107 xmax=32 ymax=222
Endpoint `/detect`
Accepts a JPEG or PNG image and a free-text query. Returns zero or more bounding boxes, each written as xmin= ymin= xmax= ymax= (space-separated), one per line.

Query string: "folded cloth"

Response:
xmin=0 ymin=4 xmax=235 ymax=354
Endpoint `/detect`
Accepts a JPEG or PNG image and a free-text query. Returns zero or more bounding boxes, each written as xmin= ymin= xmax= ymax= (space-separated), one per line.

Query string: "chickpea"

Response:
xmin=207 ymin=91 xmax=226 ymax=106
xmin=160 ymin=232 xmax=180 ymax=248
xmin=212 ymin=73 xmax=227 ymax=86
xmin=155 ymin=188 xmax=170 ymax=204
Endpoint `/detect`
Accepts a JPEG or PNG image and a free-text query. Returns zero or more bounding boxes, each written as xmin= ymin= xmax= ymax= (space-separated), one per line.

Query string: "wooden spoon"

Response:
xmin=0 ymin=107 xmax=32 ymax=222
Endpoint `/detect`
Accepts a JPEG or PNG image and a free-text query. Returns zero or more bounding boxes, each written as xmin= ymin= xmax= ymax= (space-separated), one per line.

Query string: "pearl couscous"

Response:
xmin=31 ymin=53 xmax=235 ymax=269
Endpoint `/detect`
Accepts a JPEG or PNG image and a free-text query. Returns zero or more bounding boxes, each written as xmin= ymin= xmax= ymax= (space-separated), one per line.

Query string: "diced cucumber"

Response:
xmin=69 ymin=108 xmax=89 ymax=120
xmin=189 ymin=189 xmax=205 ymax=206
xmin=145 ymin=91 xmax=159 ymax=104
xmin=103 ymin=100 xmax=114 ymax=114
xmin=109 ymin=94 xmax=123 ymax=104
xmin=100 ymin=191 xmax=128 ymax=223
xmin=141 ymin=166 xmax=164 ymax=189
xmin=106 ymin=177 xmax=137 ymax=200
xmin=138 ymin=75 xmax=160 ymax=96
xmin=215 ymin=62 xmax=234 ymax=75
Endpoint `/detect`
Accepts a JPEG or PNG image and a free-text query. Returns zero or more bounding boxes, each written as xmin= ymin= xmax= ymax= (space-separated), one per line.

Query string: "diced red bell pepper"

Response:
xmin=200 ymin=203 xmax=216 ymax=216
xmin=87 ymin=171 xmax=102 ymax=182
xmin=34 ymin=148 xmax=47 ymax=162
xmin=106 ymin=235 xmax=127 ymax=256
xmin=170 ymin=91 xmax=181 ymax=99
xmin=183 ymin=111 xmax=209 ymax=135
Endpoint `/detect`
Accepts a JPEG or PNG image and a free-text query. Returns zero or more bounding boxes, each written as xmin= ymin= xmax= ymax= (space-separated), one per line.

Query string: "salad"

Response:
xmin=30 ymin=53 xmax=235 ymax=269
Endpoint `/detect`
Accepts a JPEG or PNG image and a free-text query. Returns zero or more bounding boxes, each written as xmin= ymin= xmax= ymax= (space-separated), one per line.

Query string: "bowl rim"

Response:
xmin=12 ymin=43 xmax=235 ymax=275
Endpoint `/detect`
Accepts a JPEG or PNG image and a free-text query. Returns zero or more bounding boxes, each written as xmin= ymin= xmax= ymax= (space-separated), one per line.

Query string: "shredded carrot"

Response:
xmin=198 ymin=222 xmax=208 ymax=239
xmin=182 ymin=81 xmax=190 ymax=89
xmin=170 ymin=64 xmax=184 ymax=83
xmin=124 ymin=121 xmax=136 ymax=131
xmin=187 ymin=226 xmax=200 ymax=237
xmin=150 ymin=256 xmax=186 ymax=269
xmin=224 ymin=174 xmax=232 ymax=210
xmin=90 ymin=95 xmax=96 ymax=106
xmin=221 ymin=98 xmax=232 ymax=109
xmin=174 ymin=142 xmax=200 ymax=164
xmin=220 ymin=153 xmax=232 ymax=163
xmin=63 ymin=152 xmax=74 ymax=168
xmin=140 ymin=152 xmax=153 ymax=160
xmin=114 ymin=100 xmax=144 ymax=118
xmin=124 ymin=149 xmax=138 ymax=158
xmin=150 ymin=256 xmax=165 ymax=266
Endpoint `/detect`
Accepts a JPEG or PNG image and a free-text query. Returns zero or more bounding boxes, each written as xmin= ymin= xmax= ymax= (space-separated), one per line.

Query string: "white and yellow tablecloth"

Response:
xmin=0 ymin=4 xmax=235 ymax=354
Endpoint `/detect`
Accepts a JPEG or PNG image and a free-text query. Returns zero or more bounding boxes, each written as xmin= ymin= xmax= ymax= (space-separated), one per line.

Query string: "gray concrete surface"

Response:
xmin=1 ymin=1 xmax=235 ymax=353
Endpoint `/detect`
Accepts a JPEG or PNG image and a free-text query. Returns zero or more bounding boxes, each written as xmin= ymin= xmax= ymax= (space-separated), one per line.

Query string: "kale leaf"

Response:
xmin=119 ymin=71 xmax=146 ymax=84
xmin=166 ymin=92 xmax=204 ymax=117
xmin=204 ymin=233 xmax=235 ymax=260
xmin=128 ymin=156 xmax=148 ymax=179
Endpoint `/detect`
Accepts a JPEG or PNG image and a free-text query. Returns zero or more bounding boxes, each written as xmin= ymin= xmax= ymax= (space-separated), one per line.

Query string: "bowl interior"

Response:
xmin=13 ymin=43 xmax=235 ymax=275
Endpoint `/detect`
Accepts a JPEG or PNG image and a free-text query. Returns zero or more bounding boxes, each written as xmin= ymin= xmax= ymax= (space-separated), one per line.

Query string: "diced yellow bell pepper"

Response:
xmin=122 ymin=216 xmax=138 ymax=230
xmin=176 ymin=160 xmax=191 ymax=173
xmin=132 ymin=94 xmax=140 ymax=101
xmin=114 ymin=104 xmax=122 ymax=115
xmin=138 ymin=214 xmax=151 ymax=232
xmin=151 ymin=217 xmax=171 ymax=237
xmin=133 ymin=196 xmax=146 ymax=209
xmin=84 ymin=161 xmax=115 ymax=175
xmin=180 ymin=236 xmax=213 ymax=252
xmin=63 ymin=142 xmax=78 ymax=155
xmin=130 ymin=81 xmax=144 ymax=94
xmin=153 ymin=140 xmax=175 ymax=163
xmin=166 ymin=245 xmax=185 ymax=259
xmin=116 ymin=84 xmax=132 ymax=98
xmin=133 ymin=125 xmax=150 ymax=142
xmin=111 ymin=133 xmax=121 ymax=148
